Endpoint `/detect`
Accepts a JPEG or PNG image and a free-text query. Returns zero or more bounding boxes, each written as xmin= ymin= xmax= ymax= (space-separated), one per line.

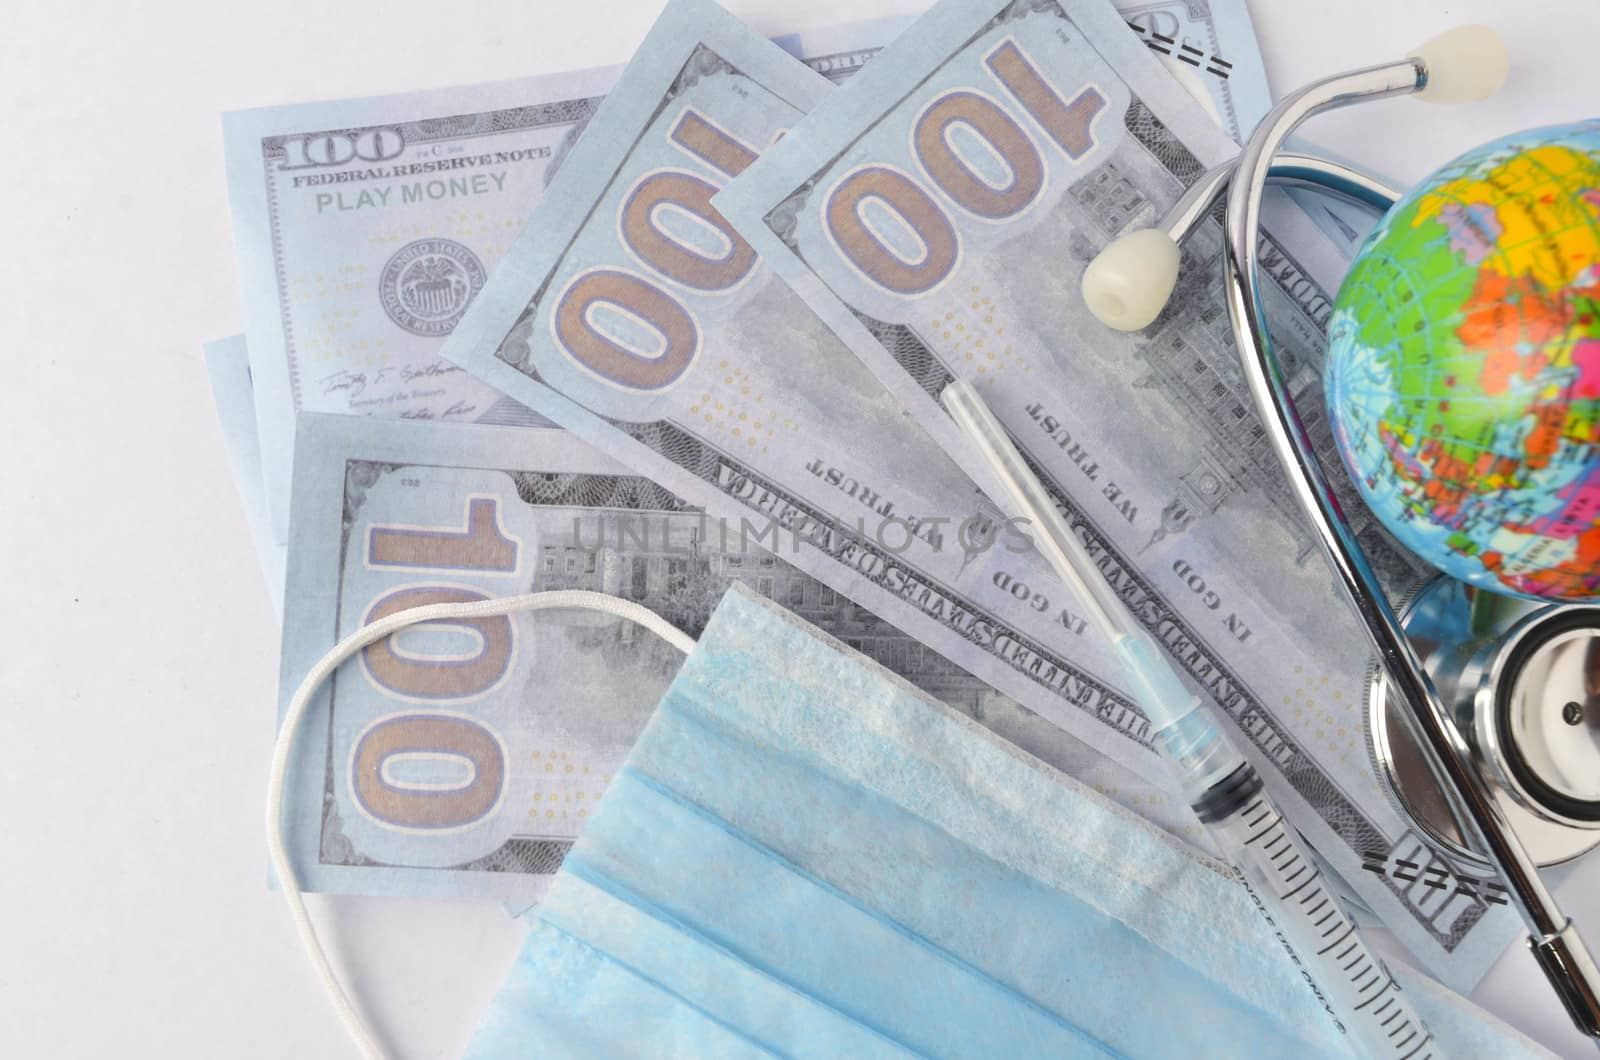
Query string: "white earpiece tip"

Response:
xmin=1411 ymin=25 xmax=1508 ymax=104
xmin=1081 ymin=228 xmax=1180 ymax=332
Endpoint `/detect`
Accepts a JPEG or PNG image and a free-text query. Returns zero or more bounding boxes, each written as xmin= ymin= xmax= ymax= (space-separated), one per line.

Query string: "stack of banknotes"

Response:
xmin=212 ymin=0 xmax=1515 ymax=992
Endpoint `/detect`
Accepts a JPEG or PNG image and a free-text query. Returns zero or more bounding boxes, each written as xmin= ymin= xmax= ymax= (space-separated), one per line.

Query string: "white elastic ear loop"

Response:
xmin=266 ymin=589 xmax=696 ymax=1060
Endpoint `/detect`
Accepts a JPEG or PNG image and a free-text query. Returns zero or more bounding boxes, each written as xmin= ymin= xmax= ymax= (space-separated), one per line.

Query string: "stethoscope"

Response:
xmin=1080 ymin=25 xmax=1600 ymax=1041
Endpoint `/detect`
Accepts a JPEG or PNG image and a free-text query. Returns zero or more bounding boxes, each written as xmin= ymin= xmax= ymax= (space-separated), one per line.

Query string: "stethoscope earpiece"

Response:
xmin=1410 ymin=25 xmax=1509 ymax=105
xmin=1079 ymin=227 xmax=1179 ymax=332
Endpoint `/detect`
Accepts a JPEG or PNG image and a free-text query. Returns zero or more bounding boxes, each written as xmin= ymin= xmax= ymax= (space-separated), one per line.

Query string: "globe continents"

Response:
xmin=1326 ymin=120 xmax=1600 ymax=601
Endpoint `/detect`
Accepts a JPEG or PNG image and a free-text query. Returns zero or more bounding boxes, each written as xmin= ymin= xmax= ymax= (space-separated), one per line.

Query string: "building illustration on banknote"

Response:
xmin=1066 ymin=155 xmax=1423 ymax=592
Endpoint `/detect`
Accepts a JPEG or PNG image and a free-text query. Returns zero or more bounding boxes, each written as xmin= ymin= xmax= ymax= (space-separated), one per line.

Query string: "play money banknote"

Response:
xmin=225 ymin=68 xmax=604 ymax=540
xmin=280 ymin=413 xmax=1198 ymax=902
xmin=440 ymin=0 xmax=1204 ymax=785
xmin=224 ymin=22 xmax=912 ymax=543
xmin=436 ymin=0 xmax=1290 ymax=787
xmin=715 ymin=0 xmax=1512 ymax=988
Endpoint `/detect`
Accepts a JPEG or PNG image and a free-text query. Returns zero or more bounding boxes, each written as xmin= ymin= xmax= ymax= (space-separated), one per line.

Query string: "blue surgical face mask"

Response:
xmin=466 ymin=584 xmax=1549 ymax=1059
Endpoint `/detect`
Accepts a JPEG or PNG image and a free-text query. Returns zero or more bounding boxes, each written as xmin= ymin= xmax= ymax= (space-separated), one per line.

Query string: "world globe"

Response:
xmin=1326 ymin=120 xmax=1600 ymax=601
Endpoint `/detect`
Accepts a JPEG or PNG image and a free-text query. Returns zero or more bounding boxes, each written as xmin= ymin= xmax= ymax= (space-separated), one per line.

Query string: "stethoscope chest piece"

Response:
xmin=1370 ymin=576 xmax=1600 ymax=867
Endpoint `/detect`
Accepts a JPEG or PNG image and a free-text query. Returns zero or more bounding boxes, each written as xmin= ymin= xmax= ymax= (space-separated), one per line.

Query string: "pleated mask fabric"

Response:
xmin=469 ymin=584 xmax=1551 ymax=1059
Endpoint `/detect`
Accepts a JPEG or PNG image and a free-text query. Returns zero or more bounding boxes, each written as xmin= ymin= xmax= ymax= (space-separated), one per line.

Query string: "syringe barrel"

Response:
xmin=940 ymin=379 xmax=1129 ymax=644
xmin=1205 ymin=770 xmax=1435 ymax=1059
xmin=941 ymin=376 xmax=1436 ymax=1055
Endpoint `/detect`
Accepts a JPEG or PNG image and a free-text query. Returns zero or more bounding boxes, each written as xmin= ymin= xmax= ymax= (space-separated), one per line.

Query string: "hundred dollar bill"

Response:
xmin=1112 ymin=0 xmax=1266 ymax=142
xmin=224 ymin=24 xmax=911 ymax=544
xmin=439 ymin=0 xmax=1203 ymax=786
xmin=203 ymin=335 xmax=287 ymax=615
xmin=280 ymin=413 xmax=1199 ymax=901
xmin=790 ymin=0 xmax=1272 ymax=139
xmin=714 ymin=0 xmax=1515 ymax=988
xmin=225 ymin=69 xmax=604 ymax=541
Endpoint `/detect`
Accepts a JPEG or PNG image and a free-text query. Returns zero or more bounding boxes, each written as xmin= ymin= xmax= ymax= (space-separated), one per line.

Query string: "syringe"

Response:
xmin=941 ymin=378 xmax=1436 ymax=1059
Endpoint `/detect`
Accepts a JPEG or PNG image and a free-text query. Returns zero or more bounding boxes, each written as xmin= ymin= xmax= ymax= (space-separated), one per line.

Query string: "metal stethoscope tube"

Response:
xmin=1178 ymin=59 xmax=1600 ymax=1038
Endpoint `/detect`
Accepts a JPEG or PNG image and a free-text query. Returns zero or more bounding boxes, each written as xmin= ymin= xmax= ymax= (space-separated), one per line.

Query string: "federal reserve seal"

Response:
xmin=378 ymin=238 xmax=486 ymax=337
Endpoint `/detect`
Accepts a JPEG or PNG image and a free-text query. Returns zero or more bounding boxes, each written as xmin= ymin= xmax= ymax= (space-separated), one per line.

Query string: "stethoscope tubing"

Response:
xmin=1208 ymin=60 xmax=1600 ymax=1035
xmin=1154 ymin=152 xmax=1400 ymax=246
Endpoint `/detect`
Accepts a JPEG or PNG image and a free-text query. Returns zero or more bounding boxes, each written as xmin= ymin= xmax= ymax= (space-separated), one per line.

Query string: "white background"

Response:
xmin=4 ymin=0 xmax=1599 ymax=1056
